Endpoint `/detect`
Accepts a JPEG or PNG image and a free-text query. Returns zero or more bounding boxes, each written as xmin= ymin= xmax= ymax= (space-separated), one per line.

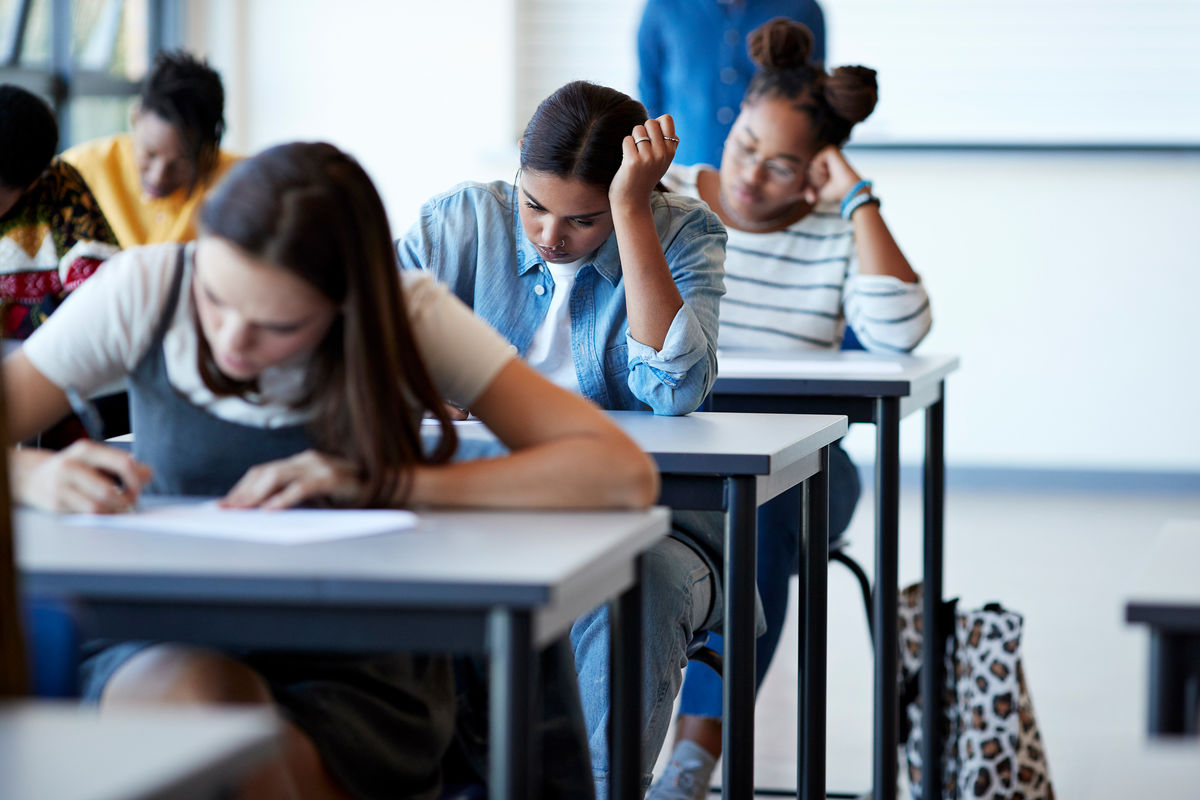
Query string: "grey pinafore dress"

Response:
xmin=79 ymin=248 xmax=455 ymax=800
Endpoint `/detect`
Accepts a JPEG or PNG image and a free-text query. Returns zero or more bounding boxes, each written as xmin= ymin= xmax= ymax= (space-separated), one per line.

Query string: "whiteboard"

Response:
xmin=825 ymin=0 xmax=1200 ymax=147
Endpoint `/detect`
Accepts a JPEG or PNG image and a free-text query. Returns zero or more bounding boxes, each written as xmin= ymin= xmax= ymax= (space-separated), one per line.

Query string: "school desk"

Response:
xmin=0 ymin=702 xmax=277 ymax=799
xmin=1126 ymin=519 xmax=1200 ymax=736
xmin=17 ymin=505 xmax=670 ymax=800
xmin=452 ymin=409 xmax=848 ymax=800
xmin=710 ymin=350 xmax=959 ymax=800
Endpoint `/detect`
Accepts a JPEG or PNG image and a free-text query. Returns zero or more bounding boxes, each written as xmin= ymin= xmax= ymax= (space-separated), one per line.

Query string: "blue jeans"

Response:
xmin=571 ymin=536 xmax=716 ymax=800
xmin=677 ymin=442 xmax=861 ymax=717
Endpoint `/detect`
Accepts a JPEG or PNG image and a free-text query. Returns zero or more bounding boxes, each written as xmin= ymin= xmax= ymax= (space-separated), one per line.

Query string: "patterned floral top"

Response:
xmin=0 ymin=158 xmax=119 ymax=339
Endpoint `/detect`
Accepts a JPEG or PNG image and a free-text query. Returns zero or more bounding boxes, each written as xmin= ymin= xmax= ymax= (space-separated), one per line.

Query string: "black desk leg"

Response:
xmin=799 ymin=447 xmax=830 ymax=800
xmin=723 ymin=475 xmax=758 ymax=800
xmin=873 ymin=397 xmax=901 ymax=800
xmin=922 ymin=391 xmax=946 ymax=798
xmin=1148 ymin=630 xmax=1188 ymax=734
xmin=610 ymin=554 xmax=644 ymax=800
xmin=489 ymin=608 xmax=533 ymax=800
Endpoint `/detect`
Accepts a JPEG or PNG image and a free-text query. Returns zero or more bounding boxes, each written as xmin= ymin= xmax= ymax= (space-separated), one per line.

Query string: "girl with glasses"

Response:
xmin=650 ymin=17 xmax=933 ymax=799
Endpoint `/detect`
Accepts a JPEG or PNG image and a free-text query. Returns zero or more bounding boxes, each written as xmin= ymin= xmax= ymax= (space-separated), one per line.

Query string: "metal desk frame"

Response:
xmin=711 ymin=353 xmax=959 ymax=800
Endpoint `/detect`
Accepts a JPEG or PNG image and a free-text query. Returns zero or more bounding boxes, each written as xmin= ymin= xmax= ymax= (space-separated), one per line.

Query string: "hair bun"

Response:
xmin=823 ymin=66 xmax=878 ymax=125
xmin=747 ymin=17 xmax=814 ymax=72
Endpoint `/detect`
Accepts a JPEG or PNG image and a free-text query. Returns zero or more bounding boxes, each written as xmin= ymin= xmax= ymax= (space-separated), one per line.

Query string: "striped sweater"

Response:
xmin=664 ymin=164 xmax=931 ymax=353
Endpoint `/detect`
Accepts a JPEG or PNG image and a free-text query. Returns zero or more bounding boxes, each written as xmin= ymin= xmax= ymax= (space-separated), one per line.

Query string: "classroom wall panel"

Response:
xmin=826 ymin=0 xmax=1200 ymax=146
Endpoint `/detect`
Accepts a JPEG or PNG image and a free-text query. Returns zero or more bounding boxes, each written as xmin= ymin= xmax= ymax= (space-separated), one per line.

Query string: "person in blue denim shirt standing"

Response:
xmin=638 ymin=0 xmax=826 ymax=169
xmin=397 ymin=80 xmax=728 ymax=798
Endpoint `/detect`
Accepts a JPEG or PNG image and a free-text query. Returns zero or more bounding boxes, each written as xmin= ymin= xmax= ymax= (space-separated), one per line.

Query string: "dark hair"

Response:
xmin=140 ymin=50 xmax=226 ymax=194
xmin=745 ymin=18 xmax=878 ymax=147
xmin=520 ymin=80 xmax=651 ymax=187
xmin=197 ymin=142 xmax=457 ymax=506
xmin=0 ymin=84 xmax=58 ymax=190
xmin=0 ymin=370 xmax=27 ymax=697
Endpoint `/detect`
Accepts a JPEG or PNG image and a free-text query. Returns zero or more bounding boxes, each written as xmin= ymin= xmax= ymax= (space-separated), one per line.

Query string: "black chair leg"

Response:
xmin=830 ymin=549 xmax=874 ymax=648
xmin=689 ymin=645 xmax=723 ymax=678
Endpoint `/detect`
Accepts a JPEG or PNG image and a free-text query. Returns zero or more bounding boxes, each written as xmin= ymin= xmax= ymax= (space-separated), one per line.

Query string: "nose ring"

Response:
xmin=557 ymin=240 xmax=565 ymax=247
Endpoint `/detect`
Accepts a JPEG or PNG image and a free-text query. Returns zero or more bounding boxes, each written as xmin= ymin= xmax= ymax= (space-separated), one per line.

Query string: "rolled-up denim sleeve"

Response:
xmin=625 ymin=205 xmax=726 ymax=415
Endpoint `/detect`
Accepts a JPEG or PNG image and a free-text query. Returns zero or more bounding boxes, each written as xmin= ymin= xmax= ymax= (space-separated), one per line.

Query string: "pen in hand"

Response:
xmin=64 ymin=385 xmax=147 ymax=510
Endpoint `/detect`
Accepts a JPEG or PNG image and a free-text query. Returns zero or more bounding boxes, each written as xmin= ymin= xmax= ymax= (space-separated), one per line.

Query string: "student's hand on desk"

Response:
xmin=221 ymin=450 xmax=363 ymax=510
xmin=802 ymin=145 xmax=864 ymax=206
xmin=16 ymin=440 xmax=151 ymax=514
xmin=610 ymin=114 xmax=678 ymax=212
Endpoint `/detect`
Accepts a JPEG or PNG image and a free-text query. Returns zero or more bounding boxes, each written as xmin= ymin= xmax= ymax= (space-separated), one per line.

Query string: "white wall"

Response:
xmin=187 ymin=0 xmax=1200 ymax=475
xmin=187 ymin=0 xmax=518 ymax=229
xmin=839 ymin=148 xmax=1200 ymax=473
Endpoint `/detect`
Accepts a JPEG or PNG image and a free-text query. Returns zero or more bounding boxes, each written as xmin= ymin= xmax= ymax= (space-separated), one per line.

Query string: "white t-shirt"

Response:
xmin=22 ymin=243 xmax=515 ymax=428
xmin=523 ymin=257 xmax=586 ymax=394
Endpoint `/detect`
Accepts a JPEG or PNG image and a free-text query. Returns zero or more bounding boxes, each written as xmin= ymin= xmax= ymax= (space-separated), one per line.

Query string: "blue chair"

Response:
xmin=22 ymin=597 xmax=79 ymax=698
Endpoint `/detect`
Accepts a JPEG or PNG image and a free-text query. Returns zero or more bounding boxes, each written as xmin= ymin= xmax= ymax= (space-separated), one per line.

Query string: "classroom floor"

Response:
xmin=651 ymin=480 xmax=1200 ymax=798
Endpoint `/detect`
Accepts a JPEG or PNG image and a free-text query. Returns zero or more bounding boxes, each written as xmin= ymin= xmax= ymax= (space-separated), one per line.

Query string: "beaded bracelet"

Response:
xmin=840 ymin=180 xmax=872 ymax=216
xmin=842 ymin=192 xmax=881 ymax=220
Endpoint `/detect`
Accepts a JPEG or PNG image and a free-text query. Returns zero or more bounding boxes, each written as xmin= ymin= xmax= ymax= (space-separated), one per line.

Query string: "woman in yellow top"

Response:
xmin=62 ymin=50 xmax=240 ymax=247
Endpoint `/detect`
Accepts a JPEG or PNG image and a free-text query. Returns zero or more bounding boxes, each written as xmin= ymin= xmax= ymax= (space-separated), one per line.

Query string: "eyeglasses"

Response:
xmin=723 ymin=137 xmax=799 ymax=184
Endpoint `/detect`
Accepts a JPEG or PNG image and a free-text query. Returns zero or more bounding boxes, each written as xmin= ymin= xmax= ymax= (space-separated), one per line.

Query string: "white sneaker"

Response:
xmin=645 ymin=741 xmax=715 ymax=800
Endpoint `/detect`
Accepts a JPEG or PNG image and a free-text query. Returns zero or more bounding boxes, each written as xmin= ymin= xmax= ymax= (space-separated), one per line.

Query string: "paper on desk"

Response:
xmin=64 ymin=501 xmax=418 ymax=544
xmin=717 ymin=356 xmax=904 ymax=376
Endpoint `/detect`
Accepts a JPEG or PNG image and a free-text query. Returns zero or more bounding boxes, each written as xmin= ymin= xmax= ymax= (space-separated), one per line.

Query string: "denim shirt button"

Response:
xmin=534 ymin=284 xmax=546 ymax=296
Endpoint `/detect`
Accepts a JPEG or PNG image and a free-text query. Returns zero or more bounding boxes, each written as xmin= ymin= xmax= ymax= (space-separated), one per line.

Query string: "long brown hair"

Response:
xmin=0 ymin=368 xmax=27 ymax=697
xmin=196 ymin=142 xmax=457 ymax=506
xmin=745 ymin=18 xmax=879 ymax=148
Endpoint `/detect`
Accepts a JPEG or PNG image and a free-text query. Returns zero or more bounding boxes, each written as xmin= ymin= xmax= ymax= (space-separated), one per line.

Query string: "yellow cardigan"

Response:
xmin=62 ymin=134 xmax=240 ymax=247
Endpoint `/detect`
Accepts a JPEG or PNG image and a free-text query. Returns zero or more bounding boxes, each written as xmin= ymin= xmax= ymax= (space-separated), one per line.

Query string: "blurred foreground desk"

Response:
xmin=0 ymin=703 xmax=277 ymax=800
xmin=711 ymin=350 xmax=959 ymax=800
xmin=17 ymin=505 xmax=670 ymax=800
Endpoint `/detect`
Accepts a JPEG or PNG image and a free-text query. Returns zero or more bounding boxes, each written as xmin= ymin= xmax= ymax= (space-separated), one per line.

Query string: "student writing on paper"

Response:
xmin=398 ymin=80 xmax=727 ymax=798
xmin=652 ymin=19 xmax=933 ymax=797
xmin=2 ymin=142 xmax=656 ymax=799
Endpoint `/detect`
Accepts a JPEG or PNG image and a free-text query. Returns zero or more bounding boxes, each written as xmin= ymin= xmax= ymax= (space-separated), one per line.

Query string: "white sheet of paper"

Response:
xmin=64 ymin=501 xmax=418 ymax=545
xmin=717 ymin=357 xmax=905 ymax=376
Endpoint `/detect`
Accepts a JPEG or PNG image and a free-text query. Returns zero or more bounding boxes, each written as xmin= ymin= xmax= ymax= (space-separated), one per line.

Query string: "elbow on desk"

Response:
xmin=621 ymin=448 xmax=660 ymax=510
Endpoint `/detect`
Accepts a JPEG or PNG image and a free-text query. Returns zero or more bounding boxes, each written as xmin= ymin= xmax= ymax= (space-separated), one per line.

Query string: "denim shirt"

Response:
xmin=395 ymin=179 xmax=727 ymax=416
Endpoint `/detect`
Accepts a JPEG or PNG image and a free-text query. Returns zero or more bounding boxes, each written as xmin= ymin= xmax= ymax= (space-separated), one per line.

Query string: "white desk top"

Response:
xmin=607 ymin=410 xmax=846 ymax=475
xmin=0 ymin=703 xmax=277 ymax=800
xmin=18 ymin=505 xmax=670 ymax=608
xmin=447 ymin=410 xmax=847 ymax=477
xmin=713 ymin=350 xmax=960 ymax=398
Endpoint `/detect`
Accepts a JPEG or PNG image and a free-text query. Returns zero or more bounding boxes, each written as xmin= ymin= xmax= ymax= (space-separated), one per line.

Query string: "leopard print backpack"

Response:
xmin=898 ymin=582 xmax=1055 ymax=800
